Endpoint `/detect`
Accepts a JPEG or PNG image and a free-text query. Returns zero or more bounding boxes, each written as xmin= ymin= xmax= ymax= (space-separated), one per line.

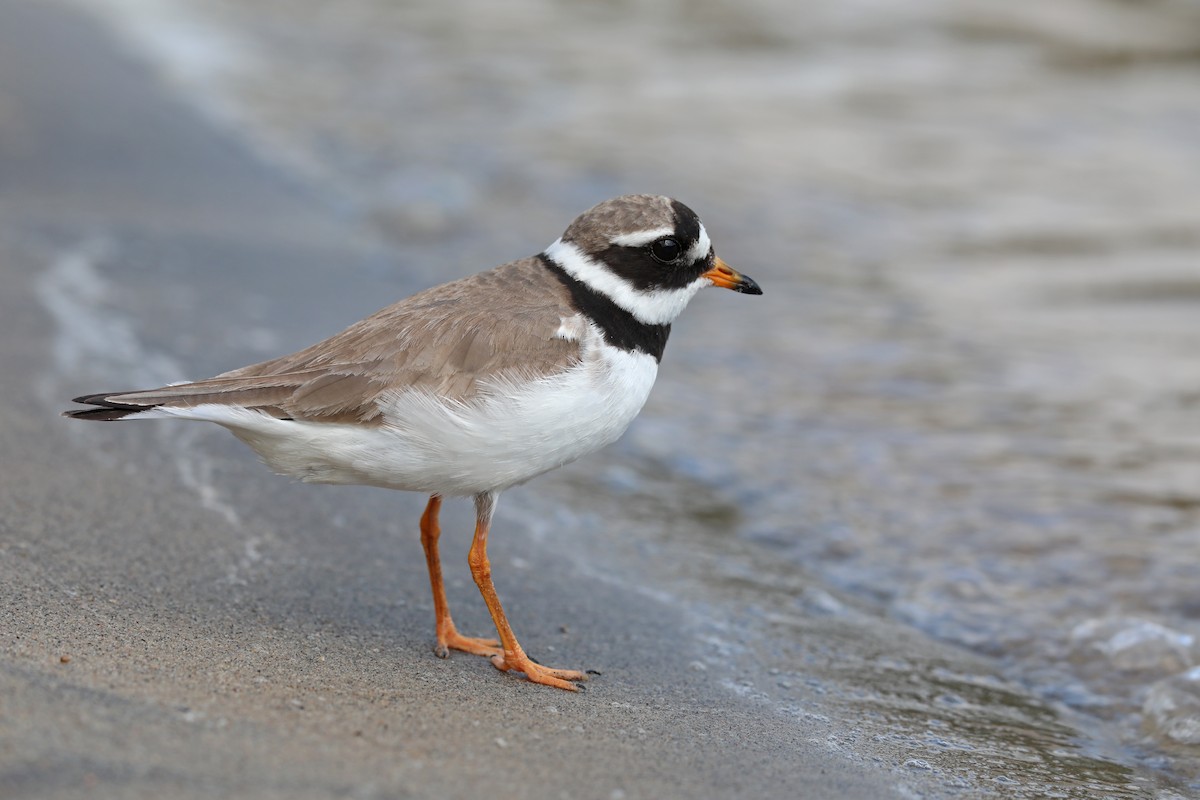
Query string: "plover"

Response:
xmin=65 ymin=194 xmax=762 ymax=691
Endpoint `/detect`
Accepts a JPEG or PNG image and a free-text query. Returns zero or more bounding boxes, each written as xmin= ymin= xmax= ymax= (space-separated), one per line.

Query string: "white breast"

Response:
xmin=158 ymin=324 xmax=659 ymax=496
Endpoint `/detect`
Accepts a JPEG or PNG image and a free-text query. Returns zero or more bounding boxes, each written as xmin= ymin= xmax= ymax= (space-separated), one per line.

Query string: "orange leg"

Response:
xmin=468 ymin=492 xmax=588 ymax=691
xmin=419 ymin=494 xmax=500 ymax=659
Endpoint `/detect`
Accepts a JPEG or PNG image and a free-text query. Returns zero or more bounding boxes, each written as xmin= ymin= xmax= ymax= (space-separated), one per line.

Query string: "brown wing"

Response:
xmin=94 ymin=258 xmax=582 ymax=424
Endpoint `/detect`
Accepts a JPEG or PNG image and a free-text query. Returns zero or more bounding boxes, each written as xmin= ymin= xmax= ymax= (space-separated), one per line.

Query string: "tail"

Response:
xmin=63 ymin=392 xmax=162 ymax=421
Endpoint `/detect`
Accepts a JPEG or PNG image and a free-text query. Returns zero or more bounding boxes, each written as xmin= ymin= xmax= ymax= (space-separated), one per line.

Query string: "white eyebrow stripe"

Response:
xmin=609 ymin=227 xmax=675 ymax=248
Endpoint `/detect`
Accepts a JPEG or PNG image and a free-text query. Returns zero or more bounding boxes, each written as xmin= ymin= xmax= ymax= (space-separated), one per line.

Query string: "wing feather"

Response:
xmin=73 ymin=258 xmax=583 ymax=424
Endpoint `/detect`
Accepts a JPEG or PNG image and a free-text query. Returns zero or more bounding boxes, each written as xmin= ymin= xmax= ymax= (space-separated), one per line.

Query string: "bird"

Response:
xmin=65 ymin=194 xmax=762 ymax=691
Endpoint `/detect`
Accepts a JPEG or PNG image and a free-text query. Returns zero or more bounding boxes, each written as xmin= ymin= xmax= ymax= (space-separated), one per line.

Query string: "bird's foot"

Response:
xmin=490 ymin=650 xmax=589 ymax=691
xmin=434 ymin=626 xmax=501 ymax=659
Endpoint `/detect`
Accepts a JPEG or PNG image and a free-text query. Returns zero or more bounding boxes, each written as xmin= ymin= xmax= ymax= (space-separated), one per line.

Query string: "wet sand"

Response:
xmin=3 ymin=0 xmax=1196 ymax=797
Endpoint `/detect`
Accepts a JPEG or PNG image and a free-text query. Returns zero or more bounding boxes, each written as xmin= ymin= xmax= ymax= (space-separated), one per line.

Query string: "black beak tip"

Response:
xmin=737 ymin=276 xmax=763 ymax=295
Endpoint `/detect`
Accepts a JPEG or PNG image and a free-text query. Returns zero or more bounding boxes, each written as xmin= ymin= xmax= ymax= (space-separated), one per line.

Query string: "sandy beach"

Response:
xmin=3 ymin=0 xmax=1198 ymax=797
xmin=0 ymin=2 xmax=912 ymax=797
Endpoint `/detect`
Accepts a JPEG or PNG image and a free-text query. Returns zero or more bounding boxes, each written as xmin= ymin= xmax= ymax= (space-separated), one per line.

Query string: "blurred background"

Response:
xmin=11 ymin=0 xmax=1200 ymax=795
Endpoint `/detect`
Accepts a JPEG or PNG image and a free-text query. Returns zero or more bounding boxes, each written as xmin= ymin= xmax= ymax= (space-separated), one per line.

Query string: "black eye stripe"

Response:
xmin=564 ymin=201 xmax=710 ymax=293
xmin=592 ymin=241 xmax=708 ymax=291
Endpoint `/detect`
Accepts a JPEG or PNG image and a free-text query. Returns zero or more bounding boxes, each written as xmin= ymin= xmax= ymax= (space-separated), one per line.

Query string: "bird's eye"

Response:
xmin=649 ymin=237 xmax=683 ymax=263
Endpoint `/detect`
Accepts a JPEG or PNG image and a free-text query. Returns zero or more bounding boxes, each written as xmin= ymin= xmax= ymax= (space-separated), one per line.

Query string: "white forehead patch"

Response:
xmin=687 ymin=222 xmax=712 ymax=264
xmin=609 ymin=227 xmax=675 ymax=249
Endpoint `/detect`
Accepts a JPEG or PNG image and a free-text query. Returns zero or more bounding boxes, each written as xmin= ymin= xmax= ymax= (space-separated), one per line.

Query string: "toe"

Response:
xmin=440 ymin=631 xmax=502 ymax=659
xmin=491 ymin=652 xmax=589 ymax=691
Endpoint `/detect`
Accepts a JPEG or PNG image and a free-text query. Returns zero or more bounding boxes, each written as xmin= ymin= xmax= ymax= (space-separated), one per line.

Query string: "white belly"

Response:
xmin=161 ymin=341 xmax=659 ymax=496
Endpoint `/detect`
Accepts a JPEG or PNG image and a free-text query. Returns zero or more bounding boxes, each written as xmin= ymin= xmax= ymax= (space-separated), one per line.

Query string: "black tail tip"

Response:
xmin=64 ymin=392 xmax=151 ymax=421
xmin=63 ymin=406 xmax=141 ymax=421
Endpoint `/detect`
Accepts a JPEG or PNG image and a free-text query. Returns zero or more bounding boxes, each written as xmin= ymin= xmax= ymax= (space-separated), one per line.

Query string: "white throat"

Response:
xmin=543 ymin=238 xmax=709 ymax=326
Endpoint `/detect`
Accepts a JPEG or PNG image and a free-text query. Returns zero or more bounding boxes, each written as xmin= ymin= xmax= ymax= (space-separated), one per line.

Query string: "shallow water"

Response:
xmin=72 ymin=0 xmax=1200 ymax=794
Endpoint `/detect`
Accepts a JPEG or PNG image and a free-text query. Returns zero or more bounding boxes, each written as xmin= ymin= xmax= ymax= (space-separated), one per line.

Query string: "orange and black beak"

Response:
xmin=703 ymin=256 xmax=762 ymax=295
